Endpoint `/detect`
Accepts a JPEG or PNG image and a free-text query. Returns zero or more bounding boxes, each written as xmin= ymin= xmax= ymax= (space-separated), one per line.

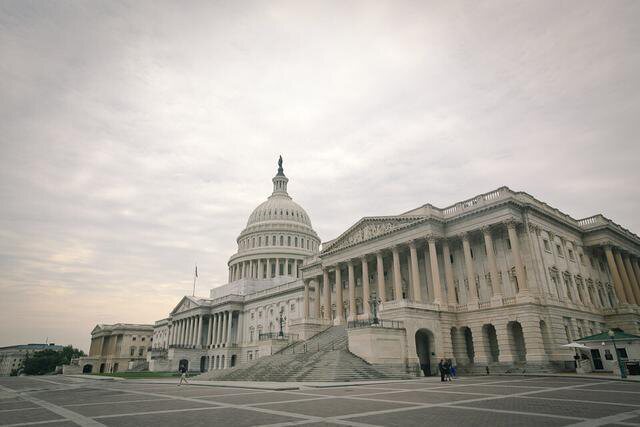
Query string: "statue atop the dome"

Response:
xmin=277 ymin=155 xmax=284 ymax=176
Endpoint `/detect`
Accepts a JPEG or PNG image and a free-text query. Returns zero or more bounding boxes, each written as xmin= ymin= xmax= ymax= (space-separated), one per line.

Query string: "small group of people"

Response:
xmin=438 ymin=358 xmax=457 ymax=382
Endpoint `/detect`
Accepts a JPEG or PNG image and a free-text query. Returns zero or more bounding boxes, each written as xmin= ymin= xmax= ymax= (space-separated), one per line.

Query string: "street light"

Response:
xmin=277 ymin=307 xmax=287 ymax=338
xmin=369 ymin=293 xmax=382 ymax=325
xmin=608 ymin=329 xmax=627 ymax=379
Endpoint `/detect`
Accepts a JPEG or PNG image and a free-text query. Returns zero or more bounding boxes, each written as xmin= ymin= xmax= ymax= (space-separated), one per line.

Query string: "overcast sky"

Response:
xmin=1 ymin=1 xmax=639 ymax=351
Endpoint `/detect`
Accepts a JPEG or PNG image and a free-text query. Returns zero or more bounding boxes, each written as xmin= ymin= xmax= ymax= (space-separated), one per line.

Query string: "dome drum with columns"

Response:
xmin=227 ymin=157 xmax=320 ymax=283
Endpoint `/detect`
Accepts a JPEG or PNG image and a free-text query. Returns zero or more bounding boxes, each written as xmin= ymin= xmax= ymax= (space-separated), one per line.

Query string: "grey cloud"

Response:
xmin=1 ymin=0 xmax=639 ymax=350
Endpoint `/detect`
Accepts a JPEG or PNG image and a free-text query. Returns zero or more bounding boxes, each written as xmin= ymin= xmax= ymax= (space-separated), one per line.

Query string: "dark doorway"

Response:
xmin=591 ymin=349 xmax=604 ymax=370
xmin=113 ymin=363 xmax=119 ymax=373
xmin=99 ymin=363 xmax=106 ymax=373
xmin=179 ymin=359 xmax=189 ymax=372
xmin=82 ymin=364 xmax=93 ymax=374
xmin=230 ymin=354 xmax=237 ymax=367
xmin=200 ymin=356 xmax=206 ymax=373
xmin=415 ymin=328 xmax=435 ymax=376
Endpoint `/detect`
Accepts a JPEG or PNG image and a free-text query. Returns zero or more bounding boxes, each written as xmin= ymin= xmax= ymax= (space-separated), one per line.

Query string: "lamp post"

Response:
xmin=608 ymin=329 xmax=627 ymax=379
xmin=369 ymin=294 xmax=382 ymax=325
xmin=277 ymin=307 xmax=287 ymax=338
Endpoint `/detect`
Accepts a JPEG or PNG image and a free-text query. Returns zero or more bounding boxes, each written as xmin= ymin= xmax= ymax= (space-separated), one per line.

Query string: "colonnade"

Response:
xmin=303 ymin=221 xmax=528 ymax=321
xmin=603 ymin=245 xmax=640 ymax=306
xmin=168 ymin=310 xmax=236 ymax=348
xmin=229 ymin=258 xmax=303 ymax=282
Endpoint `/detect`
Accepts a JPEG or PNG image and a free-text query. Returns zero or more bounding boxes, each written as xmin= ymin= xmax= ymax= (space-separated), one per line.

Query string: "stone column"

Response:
xmin=314 ymin=278 xmax=322 ymax=319
xmin=470 ymin=325 xmax=489 ymax=364
xmin=221 ymin=311 xmax=228 ymax=345
xmin=323 ymin=268 xmax=331 ymax=321
xmin=335 ymin=265 xmax=344 ymax=323
xmin=605 ymin=245 xmax=628 ymax=305
xmin=303 ymin=279 xmax=310 ymax=320
xmin=175 ymin=320 xmax=181 ymax=346
xmin=622 ymin=254 xmax=640 ymax=304
xmin=217 ymin=313 xmax=224 ymax=346
xmin=347 ymin=261 xmax=356 ymax=319
xmin=196 ymin=315 xmax=203 ymax=347
xmin=442 ymin=240 xmax=457 ymax=305
xmin=391 ymin=246 xmax=403 ymax=301
xmin=376 ymin=251 xmax=386 ymax=302
xmin=408 ymin=240 xmax=422 ymax=302
xmin=213 ymin=314 xmax=220 ymax=347
xmin=632 ymin=258 xmax=640 ymax=299
xmin=615 ymin=250 xmax=637 ymax=304
xmin=228 ymin=267 xmax=232 ymax=283
xmin=482 ymin=226 xmax=502 ymax=297
xmin=427 ymin=236 xmax=443 ymax=305
xmin=206 ymin=316 xmax=212 ymax=347
xmin=361 ymin=256 xmax=371 ymax=317
xmin=275 ymin=258 xmax=280 ymax=276
xmin=266 ymin=259 xmax=271 ymax=278
xmin=506 ymin=221 xmax=527 ymax=291
xmin=240 ymin=262 xmax=245 ymax=279
xmin=257 ymin=259 xmax=263 ymax=279
xmin=187 ymin=317 xmax=194 ymax=347
xmin=520 ymin=316 xmax=548 ymax=362
xmin=461 ymin=232 xmax=479 ymax=304
xmin=495 ymin=321 xmax=515 ymax=363
xmin=227 ymin=311 xmax=234 ymax=345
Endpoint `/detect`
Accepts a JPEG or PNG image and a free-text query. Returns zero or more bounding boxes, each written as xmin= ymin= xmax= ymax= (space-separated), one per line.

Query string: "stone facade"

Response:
xmin=78 ymin=323 xmax=153 ymax=374
xmin=0 ymin=344 xmax=64 ymax=376
xmin=152 ymin=160 xmax=640 ymax=376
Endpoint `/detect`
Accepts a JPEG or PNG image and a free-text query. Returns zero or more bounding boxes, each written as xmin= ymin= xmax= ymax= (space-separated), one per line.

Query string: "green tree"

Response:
xmin=22 ymin=346 xmax=86 ymax=375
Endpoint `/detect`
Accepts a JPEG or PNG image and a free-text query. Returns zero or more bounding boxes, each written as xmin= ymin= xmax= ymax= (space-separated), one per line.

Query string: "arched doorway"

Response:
xmin=113 ymin=363 xmax=119 ymax=373
xmin=463 ymin=327 xmax=475 ymax=363
xmin=82 ymin=364 xmax=93 ymax=374
xmin=179 ymin=359 xmax=189 ymax=372
xmin=230 ymin=354 xmax=237 ymax=367
xmin=200 ymin=356 xmax=207 ymax=373
xmin=415 ymin=328 xmax=435 ymax=376
xmin=99 ymin=363 xmax=106 ymax=373
xmin=482 ymin=324 xmax=500 ymax=363
xmin=221 ymin=355 xmax=226 ymax=369
xmin=508 ymin=321 xmax=527 ymax=362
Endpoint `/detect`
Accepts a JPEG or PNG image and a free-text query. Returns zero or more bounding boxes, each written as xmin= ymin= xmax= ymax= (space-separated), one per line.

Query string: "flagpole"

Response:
xmin=193 ymin=264 xmax=198 ymax=296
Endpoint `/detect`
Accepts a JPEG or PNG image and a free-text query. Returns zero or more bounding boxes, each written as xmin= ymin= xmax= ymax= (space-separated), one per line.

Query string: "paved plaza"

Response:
xmin=1 ymin=376 xmax=640 ymax=427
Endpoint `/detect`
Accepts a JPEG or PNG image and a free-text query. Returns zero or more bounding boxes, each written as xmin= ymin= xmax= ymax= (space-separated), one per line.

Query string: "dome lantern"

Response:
xmin=272 ymin=155 xmax=289 ymax=197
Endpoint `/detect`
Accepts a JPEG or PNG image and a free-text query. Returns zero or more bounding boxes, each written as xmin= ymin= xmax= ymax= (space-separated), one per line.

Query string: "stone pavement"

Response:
xmin=1 ymin=375 xmax=640 ymax=426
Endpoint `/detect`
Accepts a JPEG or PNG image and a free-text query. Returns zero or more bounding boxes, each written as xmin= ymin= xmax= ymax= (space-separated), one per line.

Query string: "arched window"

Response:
xmin=258 ymin=236 xmax=262 ymax=246
xmin=287 ymin=236 xmax=291 ymax=246
xmin=280 ymin=235 xmax=284 ymax=246
xmin=272 ymin=235 xmax=276 ymax=245
xmin=294 ymin=236 xmax=298 ymax=247
xmin=301 ymin=238 xmax=305 ymax=248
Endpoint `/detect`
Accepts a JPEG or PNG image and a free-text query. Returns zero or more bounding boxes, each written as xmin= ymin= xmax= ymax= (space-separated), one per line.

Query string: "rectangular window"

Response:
xmin=579 ymin=253 xmax=585 ymax=264
xmin=556 ymin=245 xmax=563 ymax=257
xmin=568 ymin=249 xmax=575 ymax=261
xmin=543 ymin=239 xmax=551 ymax=252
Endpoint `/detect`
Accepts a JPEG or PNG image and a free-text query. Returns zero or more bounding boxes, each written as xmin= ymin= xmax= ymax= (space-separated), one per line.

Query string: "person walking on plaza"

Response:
xmin=450 ymin=360 xmax=457 ymax=379
xmin=178 ymin=366 xmax=189 ymax=386
xmin=444 ymin=359 xmax=452 ymax=381
xmin=438 ymin=359 xmax=445 ymax=382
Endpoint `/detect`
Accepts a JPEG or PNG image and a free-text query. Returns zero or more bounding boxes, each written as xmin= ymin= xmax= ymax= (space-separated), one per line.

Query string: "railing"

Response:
xmin=478 ymin=301 xmax=492 ymax=309
xmin=258 ymin=332 xmax=299 ymax=342
xmin=502 ymin=296 xmax=517 ymax=305
xmin=346 ymin=319 xmax=404 ymax=329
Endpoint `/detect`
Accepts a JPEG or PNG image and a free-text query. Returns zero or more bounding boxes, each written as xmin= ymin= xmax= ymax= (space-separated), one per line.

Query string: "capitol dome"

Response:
xmin=227 ymin=157 xmax=320 ymax=283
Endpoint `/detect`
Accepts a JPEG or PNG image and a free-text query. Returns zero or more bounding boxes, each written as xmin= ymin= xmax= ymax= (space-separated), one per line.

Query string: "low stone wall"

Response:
xmin=347 ymin=326 xmax=407 ymax=365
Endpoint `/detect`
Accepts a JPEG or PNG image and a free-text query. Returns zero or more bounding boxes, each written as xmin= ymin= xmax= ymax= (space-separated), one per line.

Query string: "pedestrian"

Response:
xmin=438 ymin=359 xmax=445 ymax=382
xmin=178 ymin=365 xmax=189 ymax=386
xmin=444 ymin=359 xmax=452 ymax=381
xmin=450 ymin=360 xmax=457 ymax=379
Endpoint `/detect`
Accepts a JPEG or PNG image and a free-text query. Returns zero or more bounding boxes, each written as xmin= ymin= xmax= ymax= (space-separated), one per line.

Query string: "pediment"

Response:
xmin=170 ymin=296 xmax=200 ymax=315
xmin=322 ymin=216 xmax=426 ymax=253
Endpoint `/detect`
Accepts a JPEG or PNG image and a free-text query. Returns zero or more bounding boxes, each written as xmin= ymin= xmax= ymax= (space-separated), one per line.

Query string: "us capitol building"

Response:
xmin=147 ymin=158 xmax=640 ymax=376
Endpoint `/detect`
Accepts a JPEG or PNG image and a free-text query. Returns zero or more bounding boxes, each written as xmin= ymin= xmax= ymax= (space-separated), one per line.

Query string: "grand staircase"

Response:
xmin=198 ymin=326 xmax=412 ymax=382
